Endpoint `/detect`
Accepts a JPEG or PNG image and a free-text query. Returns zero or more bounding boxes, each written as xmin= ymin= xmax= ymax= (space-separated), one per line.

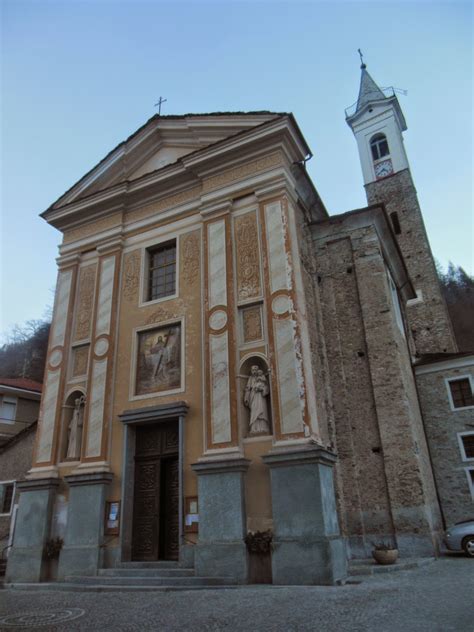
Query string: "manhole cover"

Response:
xmin=0 ymin=608 xmax=85 ymax=628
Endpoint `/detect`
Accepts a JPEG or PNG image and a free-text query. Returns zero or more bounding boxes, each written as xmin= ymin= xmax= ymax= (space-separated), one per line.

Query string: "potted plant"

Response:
xmin=372 ymin=540 xmax=398 ymax=565
xmin=245 ymin=530 xmax=273 ymax=583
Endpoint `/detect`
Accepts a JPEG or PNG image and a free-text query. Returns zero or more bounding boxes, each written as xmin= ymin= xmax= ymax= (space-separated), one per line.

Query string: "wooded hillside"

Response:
xmin=438 ymin=263 xmax=474 ymax=352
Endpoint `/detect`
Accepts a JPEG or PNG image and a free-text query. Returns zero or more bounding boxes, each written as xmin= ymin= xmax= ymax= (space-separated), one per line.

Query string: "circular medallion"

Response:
xmin=48 ymin=348 xmax=63 ymax=369
xmin=94 ymin=337 xmax=109 ymax=357
xmin=272 ymin=294 xmax=291 ymax=315
xmin=209 ymin=309 xmax=227 ymax=331
xmin=0 ymin=608 xmax=85 ymax=628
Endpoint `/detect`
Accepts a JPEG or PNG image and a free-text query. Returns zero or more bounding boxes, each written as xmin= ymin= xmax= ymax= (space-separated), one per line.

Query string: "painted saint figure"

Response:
xmin=66 ymin=395 xmax=85 ymax=460
xmin=150 ymin=335 xmax=168 ymax=380
xmin=244 ymin=365 xmax=270 ymax=435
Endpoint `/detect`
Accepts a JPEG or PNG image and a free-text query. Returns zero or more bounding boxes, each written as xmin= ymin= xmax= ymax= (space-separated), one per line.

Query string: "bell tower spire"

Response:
xmin=346 ymin=56 xmax=408 ymax=186
xmin=345 ymin=55 xmax=457 ymax=355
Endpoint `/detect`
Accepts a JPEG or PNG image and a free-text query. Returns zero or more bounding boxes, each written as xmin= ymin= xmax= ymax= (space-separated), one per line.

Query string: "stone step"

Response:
xmin=116 ymin=561 xmax=180 ymax=569
xmin=98 ymin=568 xmax=194 ymax=578
xmin=6 ymin=582 xmax=237 ymax=593
xmin=65 ymin=575 xmax=232 ymax=586
xmin=349 ymin=557 xmax=435 ymax=576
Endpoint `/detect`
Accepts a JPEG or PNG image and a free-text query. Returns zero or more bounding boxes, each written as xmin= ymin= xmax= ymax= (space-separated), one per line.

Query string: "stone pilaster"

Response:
xmin=6 ymin=478 xmax=59 ymax=583
xmin=191 ymin=457 xmax=250 ymax=583
xmin=58 ymin=472 xmax=113 ymax=579
xmin=262 ymin=446 xmax=347 ymax=585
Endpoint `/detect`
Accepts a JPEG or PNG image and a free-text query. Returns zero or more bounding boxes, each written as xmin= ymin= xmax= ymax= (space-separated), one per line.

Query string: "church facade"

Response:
xmin=6 ymin=64 xmax=473 ymax=586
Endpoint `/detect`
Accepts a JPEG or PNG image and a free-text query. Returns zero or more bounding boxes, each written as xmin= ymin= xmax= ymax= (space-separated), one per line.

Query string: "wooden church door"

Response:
xmin=131 ymin=422 xmax=179 ymax=561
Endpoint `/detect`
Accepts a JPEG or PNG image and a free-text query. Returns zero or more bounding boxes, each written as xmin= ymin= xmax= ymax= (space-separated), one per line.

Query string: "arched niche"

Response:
xmin=60 ymin=389 xmax=86 ymax=462
xmin=238 ymin=354 xmax=273 ymax=439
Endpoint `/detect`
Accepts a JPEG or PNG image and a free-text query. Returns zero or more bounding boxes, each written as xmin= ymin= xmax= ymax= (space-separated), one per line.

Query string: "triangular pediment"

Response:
xmin=50 ymin=112 xmax=282 ymax=210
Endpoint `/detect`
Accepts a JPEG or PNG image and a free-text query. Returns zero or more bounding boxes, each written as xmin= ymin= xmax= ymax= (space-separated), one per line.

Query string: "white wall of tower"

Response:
xmin=350 ymin=103 xmax=410 ymax=185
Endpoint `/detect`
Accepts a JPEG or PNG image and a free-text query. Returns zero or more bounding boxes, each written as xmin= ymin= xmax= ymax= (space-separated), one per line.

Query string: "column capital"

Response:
xmin=192 ymin=457 xmax=250 ymax=476
xmin=262 ymin=445 xmax=337 ymax=469
xmin=17 ymin=477 xmax=60 ymax=492
xmin=65 ymin=472 xmax=113 ymax=487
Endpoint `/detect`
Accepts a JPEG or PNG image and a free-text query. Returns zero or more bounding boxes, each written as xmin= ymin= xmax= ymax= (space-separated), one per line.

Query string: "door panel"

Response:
xmin=161 ymin=457 xmax=180 ymax=560
xmin=132 ymin=459 xmax=160 ymax=561
xmin=131 ymin=422 xmax=179 ymax=561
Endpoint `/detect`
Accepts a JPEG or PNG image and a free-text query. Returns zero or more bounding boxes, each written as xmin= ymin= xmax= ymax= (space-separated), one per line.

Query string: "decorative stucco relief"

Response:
xmin=235 ymin=212 xmax=261 ymax=301
xmin=72 ymin=344 xmax=89 ymax=377
xmin=242 ymin=305 xmax=263 ymax=343
xmin=202 ymin=152 xmax=282 ymax=193
xmin=122 ymin=250 xmax=141 ymax=302
xmin=145 ymin=305 xmax=182 ymax=326
xmin=126 ymin=186 xmax=201 ymax=223
xmin=181 ymin=231 xmax=200 ymax=285
xmin=74 ymin=265 xmax=97 ymax=342
xmin=63 ymin=213 xmax=122 ymax=244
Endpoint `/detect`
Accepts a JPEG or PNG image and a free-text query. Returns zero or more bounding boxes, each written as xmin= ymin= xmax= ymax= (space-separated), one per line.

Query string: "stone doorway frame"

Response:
xmin=118 ymin=401 xmax=189 ymax=563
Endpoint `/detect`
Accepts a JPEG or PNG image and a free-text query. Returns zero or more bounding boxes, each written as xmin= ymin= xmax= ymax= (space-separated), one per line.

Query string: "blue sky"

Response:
xmin=1 ymin=1 xmax=472 ymax=338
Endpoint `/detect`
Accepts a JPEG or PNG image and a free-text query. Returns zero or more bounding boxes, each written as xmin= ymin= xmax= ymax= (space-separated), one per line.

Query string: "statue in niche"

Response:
xmin=244 ymin=365 xmax=270 ymax=435
xmin=66 ymin=395 xmax=85 ymax=460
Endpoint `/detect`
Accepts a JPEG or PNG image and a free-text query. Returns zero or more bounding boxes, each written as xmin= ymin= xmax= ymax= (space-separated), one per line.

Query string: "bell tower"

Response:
xmin=346 ymin=57 xmax=457 ymax=355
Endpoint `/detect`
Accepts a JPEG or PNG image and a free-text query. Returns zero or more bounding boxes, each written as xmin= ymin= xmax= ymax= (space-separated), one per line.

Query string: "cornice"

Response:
xmin=312 ymin=204 xmax=416 ymax=302
xmin=414 ymin=355 xmax=474 ymax=375
xmin=346 ymin=95 xmax=407 ymax=133
xmin=43 ymin=116 xmax=308 ymax=234
xmin=56 ymin=252 xmax=82 ymax=269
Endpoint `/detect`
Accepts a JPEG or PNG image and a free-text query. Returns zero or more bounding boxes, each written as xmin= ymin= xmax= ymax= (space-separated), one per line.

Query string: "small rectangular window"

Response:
xmin=147 ymin=240 xmax=176 ymax=301
xmin=1 ymin=483 xmax=14 ymax=514
xmin=390 ymin=211 xmax=401 ymax=235
xmin=461 ymin=435 xmax=474 ymax=459
xmin=468 ymin=469 xmax=474 ymax=500
xmin=449 ymin=378 xmax=474 ymax=409
xmin=0 ymin=397 xmax=17 ymax=424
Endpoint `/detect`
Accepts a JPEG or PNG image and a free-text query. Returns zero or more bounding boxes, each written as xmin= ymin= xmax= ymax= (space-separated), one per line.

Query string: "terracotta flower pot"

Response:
xmin=372 ymin=548 xmax=399 ymax=565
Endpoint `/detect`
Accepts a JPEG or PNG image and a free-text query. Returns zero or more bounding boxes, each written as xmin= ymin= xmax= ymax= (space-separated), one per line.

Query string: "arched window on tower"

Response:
xmin=370 ymin=133 xmax=390 ymax=161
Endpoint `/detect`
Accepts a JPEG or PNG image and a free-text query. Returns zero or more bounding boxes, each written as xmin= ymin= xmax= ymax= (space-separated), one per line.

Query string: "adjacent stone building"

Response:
xmin=0 ymin=424 xmax=38 ymax=557
xmin=415 ymin=354 xmax=474 ymax=526
xmin=0 ymin=378 xmax=42 ymax=447
xmin=0 ymin=378 xmax=41 ymax=573
xmin=6 ymin=63 xmax=473 ymax=587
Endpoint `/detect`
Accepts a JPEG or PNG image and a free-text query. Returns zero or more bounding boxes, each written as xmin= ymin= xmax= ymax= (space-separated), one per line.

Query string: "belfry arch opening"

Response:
xmin=370 ymin=133 xmax=390 ymax=161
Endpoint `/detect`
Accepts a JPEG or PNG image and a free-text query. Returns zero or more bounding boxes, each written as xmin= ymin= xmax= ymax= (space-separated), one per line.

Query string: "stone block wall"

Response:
xmin=311 ymin=211 xmax=442 ymax=557
xmin=0 ymin=424 xmax=37 ymax=552
xmin=366 ymin=169 xmax=456 ymax=355
xmin=416 ymin=360 xmax=474 ymax=526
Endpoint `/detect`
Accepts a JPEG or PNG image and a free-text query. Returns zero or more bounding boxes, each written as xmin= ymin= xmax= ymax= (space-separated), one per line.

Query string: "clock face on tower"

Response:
xmin=374 ymin=159 xmax=394 ymax=179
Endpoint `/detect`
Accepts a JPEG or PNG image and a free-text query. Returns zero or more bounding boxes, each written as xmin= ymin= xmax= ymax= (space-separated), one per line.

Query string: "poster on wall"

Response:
xmin=135 ymin=323 xmax=181 ymax=396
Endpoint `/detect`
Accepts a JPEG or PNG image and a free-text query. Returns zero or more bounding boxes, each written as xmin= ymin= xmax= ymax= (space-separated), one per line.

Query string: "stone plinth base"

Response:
xmin=191 ymin=457 xmax=250 ymax=584
xmin=58 ymin=472 xmax=113 ymax=579
xmin=194 ymin=542 xmax=248 ymax=582
xmin=6 ymin=478 xmax=59 ymax=583
xmin=263 ymin=445 xmax=347 ymax=585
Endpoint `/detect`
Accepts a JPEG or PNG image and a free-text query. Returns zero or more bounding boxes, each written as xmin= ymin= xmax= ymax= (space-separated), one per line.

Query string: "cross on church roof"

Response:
xmin=154 ymin=96 xmax=167 ymax=115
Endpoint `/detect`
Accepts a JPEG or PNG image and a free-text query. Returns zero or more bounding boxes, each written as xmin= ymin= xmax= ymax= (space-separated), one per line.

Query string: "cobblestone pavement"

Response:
xmin=0 ymin=557 xmax=472 ymax=631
